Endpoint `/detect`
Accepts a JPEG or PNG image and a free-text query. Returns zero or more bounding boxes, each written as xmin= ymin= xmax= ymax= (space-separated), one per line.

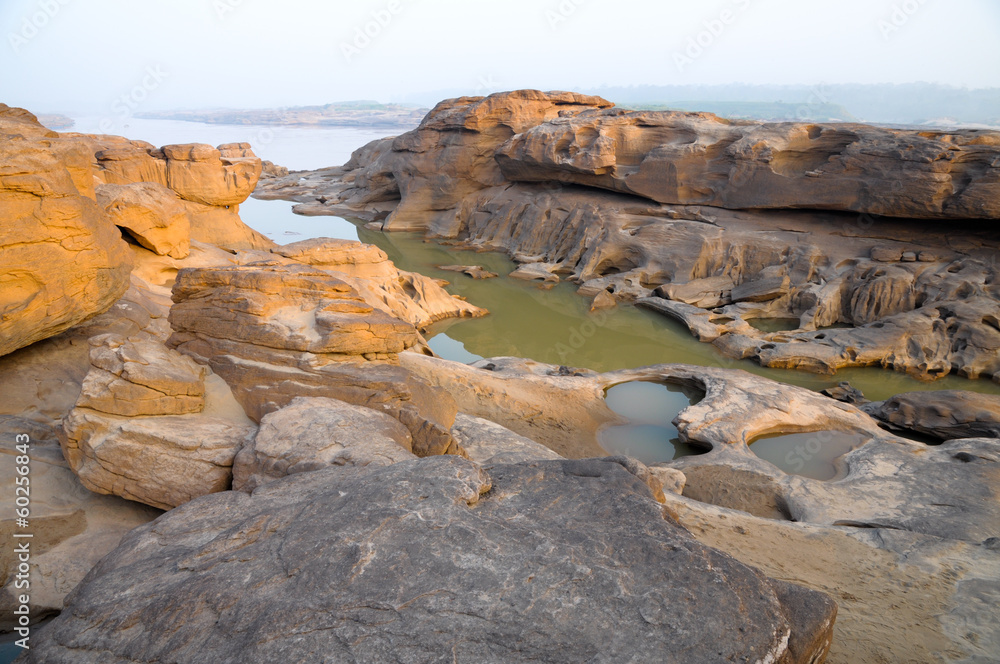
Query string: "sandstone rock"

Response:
xmin=450 ymin=412 xmax=564 ymax=464
xmin=437 ymin=264 xmax=498 ymax=279
xmin=181 ymin=199 xmax=275 ymax=252
xmin=21 ymin=456 xmax=836 ymax=664
xmin=495 ymin=109 xmax=1000 ymax=219
xmin=870 ymin=245 xmax=903 ymax=262
xmin=0 ymin=117 xmax=133 ymax=358
xmin=730 ymin=275 xmax=791 ymax=303
xmin=649 ymin=466 xmax=687 ymax=495
xmin=161 ymin=143 xmax=262 ymax=207
xmin=863 ymin=390 xmax=1000 ymax=440
xmin=589 ymin=288 xmax=617 ymax=311
xmin=75 ymin=333 xmax=207 ymax=417
xmin=271 ymin=238 xmax=487 ymax=328
xmin=509 ymin=261 xmax=561 ymax=284
xmin=95 ymin=182 xmax=190 ymax=258
xmin=654 ymin=275 xmax=735 ymax=308
xmin=821 ymin=381 xmax=868 ymax=405
xmin=168 ymin=264 xmax=463 ymax=457
xmin=259 ymin=160 xmax=289 ymax=178
xmin=232 ymin=396 xmax=415 ymax=493
xmin=60 ymin=408 xmax=255 ymax=510
xmin=0 ymin=417 xmax=160 ymax=630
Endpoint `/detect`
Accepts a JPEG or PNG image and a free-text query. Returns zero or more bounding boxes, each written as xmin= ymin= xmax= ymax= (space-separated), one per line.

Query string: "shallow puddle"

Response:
xmin=750 ymin=431 xmax=871 ymax=481
xmin=597 ymin=382 xmax=705 ymax=464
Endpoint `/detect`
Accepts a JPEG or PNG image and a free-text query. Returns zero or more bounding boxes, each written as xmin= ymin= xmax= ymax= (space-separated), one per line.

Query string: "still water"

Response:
xmin=598 ymin=382 xmax=706 ymax=464
xmin=243 ymin=197 xmax=1000 ymax=402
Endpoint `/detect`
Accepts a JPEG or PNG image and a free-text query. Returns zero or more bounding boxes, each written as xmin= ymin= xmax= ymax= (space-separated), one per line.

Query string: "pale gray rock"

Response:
xmin=20 ymin=456 xmax=836 ymax=664
xmin=232 ymin=396 xmax=415 ymax=493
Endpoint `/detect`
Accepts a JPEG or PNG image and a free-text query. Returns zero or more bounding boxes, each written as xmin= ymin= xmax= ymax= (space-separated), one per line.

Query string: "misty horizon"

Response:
xmin=2 ymin=0 xmax=998 ymax=116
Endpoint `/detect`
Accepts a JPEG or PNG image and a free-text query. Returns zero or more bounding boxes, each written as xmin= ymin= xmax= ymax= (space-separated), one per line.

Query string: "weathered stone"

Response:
xmin=60 ymin=408 xmax=255 ymax=510
xmin=232 ymin=396 xmax=415 ymax=493
xmin=655 ymin=275 xmax=734 ymax=308
xmin=495 ymin=109 xmax=1000 ymax=220
xmin=272 ymin=238 xmax=487 ymax=327
xmin=168 ymin=263 xmax=463 ymax=457
xmin=21 ymin=456 xmax=836 ymax=664
xmin=870 ymin=245 xmax=903 ymax=262
xmin=437 ymin=264 xmax=498 ymax=279
xmin=450 ymin=412 xmax=564 ymax=464
xmin=96 ymin=182 xmax=190 ymax=258
xmin=0 ymin=418 xmax=160 ymax=630
xmin=731 ymin=275 xmax=791 ymax=303
xmin=0 ymin=112 xmax=133 ymax=358
xmin=863 ymin=390 xmax=1000 ymax=440
xmin=76 ymin=333 xmax=207 ymax=417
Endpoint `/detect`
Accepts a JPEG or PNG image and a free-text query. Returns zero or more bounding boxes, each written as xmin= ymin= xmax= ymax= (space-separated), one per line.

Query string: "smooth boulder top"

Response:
xmin=20 ymin=456 xmax=835 ymax=664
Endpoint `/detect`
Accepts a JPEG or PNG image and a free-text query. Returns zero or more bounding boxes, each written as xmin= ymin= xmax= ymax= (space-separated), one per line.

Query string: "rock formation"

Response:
xmin=271 ymin=237 xmax=486 ymax=328
xmin=232 ymin=396 xmax=416 ymax=492
xmin=20 ymin=456 xmax=836 ymax=664
xmin=0 ymin=105 xmax=133 ymax=357
xmin=863 ymin=390 xmax=1000 ymax=440
xmin=60 ymin=334 xmax=256 ymax=510
xmin=167 ymin=263 xmax=464 ymax=457
xmin=95 ymin=182 xmax=190 ymax=259
xmin=255 ymin=90 xmax=1000 ymax=383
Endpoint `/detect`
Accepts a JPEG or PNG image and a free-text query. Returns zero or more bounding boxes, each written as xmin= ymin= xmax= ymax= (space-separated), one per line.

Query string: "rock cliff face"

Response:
xmin=256 ymin=90 xmax=1000 ymax=383
xmin=495 ymin=110 xmax=1000 ymax=219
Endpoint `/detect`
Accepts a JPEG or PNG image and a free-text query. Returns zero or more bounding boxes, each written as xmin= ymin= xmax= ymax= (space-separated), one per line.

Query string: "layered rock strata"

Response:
xmin=255 ymin=90 xmax=1000 ymax=383
xmin=167 ymin=263 xmax=464 ymax=457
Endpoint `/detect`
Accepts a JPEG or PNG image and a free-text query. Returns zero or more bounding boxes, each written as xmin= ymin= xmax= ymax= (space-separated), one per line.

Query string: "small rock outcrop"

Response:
xmin=863 ymin=390 xmax=1000 ymax=440
xmin=168 ymin=263 xmax=464 ymax=457
xmin=95 ymin=182 xmax=190 ymax=259
xmin=61 ymin=334 xmax=256 ymax=510
xmin=232 ymin=396 xmax=415 ymax=493
xmin=271 ymin=237 xmax=486 ymax=328
xmin=21 ymin=456 xmax=836 ymax=664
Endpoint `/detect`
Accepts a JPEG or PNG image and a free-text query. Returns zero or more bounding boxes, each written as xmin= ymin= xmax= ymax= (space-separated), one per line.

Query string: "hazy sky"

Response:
xmin=2 ymin=0 xmax=998 ymax=113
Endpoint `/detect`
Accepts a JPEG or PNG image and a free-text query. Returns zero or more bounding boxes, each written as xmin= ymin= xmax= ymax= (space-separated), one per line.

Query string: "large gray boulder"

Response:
xmin=21 ymin=456 xmax=835 ymax=663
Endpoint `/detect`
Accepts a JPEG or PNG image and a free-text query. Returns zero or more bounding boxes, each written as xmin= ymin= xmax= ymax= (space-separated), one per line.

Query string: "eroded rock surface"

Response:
xmin=255 ymin=90 xmax=1000 ymax=384
xmin=863 ymin=390 xmax=1000 ymax=440
xmin=95 ymin=182 xmax=190 ymax=259
xmin=0 ymin=106 xmax=133 ymax=357
xmin=168 ymin=263 xmax=464 ymax=457
xmin=232 ymin=396 xmax=415 ymax=493
xmin=271 ymin=237 xmax=486 ymax=328
xmin=21 ymin=456 xmax=835 ymax=664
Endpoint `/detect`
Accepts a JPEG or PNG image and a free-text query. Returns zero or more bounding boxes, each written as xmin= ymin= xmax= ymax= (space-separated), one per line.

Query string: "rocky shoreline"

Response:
xmin=2 ymin=96 xmax=999 ymax=662
xmin=256 ymin=90 xmax=1000 ymax=385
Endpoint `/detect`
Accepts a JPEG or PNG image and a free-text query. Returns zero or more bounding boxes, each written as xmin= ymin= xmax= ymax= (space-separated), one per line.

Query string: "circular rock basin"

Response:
xmin=598 ymin=381 xmax=705 ymax=465
xmin=750 ymin=431 xmax=871 ymax=481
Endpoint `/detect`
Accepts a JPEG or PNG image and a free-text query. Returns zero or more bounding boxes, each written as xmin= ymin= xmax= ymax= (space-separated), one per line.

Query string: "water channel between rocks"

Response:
xmin=242 ymin=197 xmax=1000 ymax=404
